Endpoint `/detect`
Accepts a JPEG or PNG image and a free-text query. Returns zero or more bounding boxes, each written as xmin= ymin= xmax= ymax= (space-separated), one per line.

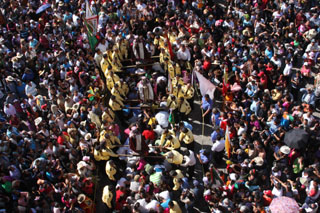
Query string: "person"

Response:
xmin=168 ymin=200 xmax=182 ymax=213
xmin=201 ymin=94 xmax=213 ymax=124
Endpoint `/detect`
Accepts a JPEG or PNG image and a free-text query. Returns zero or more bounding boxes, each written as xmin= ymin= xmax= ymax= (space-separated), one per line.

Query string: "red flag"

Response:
xmin=165 ymin=33 xmax=174 ymax=60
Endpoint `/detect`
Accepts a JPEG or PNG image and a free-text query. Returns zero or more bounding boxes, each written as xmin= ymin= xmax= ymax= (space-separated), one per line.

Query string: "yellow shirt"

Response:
xmin=111 ymin=87 xmax=124 ymax=101
xmin=106 ymin=74 xmax=120 ymax=91
xmin=109 ymin=98 xmax=124 ymax=111
xmin=168 ymin=63 xmax=181 ymax=79
xmin=100 ymin=58 xmax=110 ymax=74
xmin=164 ymin=136 xmax=181 ymax=150
xmin=105 ymin=161 xmax=116 ymax=181
xmin=160 ymin=130 xmax=176 ymax=146
xmin=102 ymin=109 xmax=115 ymax=123
xmin=182 ymin=85 xmax=194 ymax=99
xmin=177 ymin=100 xmax=191 ymax=115
xmin=94 ymin=148 xmax=118 ymax=161
xmin=171 ymin=77 xmax=185 ymax=88
xmin=167 ymin=97 xmax=178 ymax=110
xmin=102 ymin=186 xmax=113 ymax=208
xmin=163 ymin=150 xmax=183 ymax=165
xmin=171 ymin=87 xmax=185 ymax=98
xmin=179 ymin=129 xmax=194 ymax=144
xmin=170 ymin=201 xmax=182 ymax=213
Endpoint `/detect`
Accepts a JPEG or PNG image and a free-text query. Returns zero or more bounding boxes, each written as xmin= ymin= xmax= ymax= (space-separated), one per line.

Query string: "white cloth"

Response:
xmin=211 ymin=140 xmax=225 ymax=152
xmin=181 ymin=150 xmax=196 ymax=167
xmin=194 ymin=71 xmax=216 ymax=99
xmin=25 ymin=82 xmax=37 ymax=96
xmin=177 ymin=48 xmax=191 ymax=61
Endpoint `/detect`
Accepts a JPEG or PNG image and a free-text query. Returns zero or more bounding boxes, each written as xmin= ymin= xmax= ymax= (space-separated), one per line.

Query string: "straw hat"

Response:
xmin=6 ymin=76 xmax=15 ymax=82
xmin=280 ymin=145 xmax=290 ymax=155
xmin=85 ymin=133 xmax=92 ymax=141
xmin=77 ymin=194 xmax=86 ymax=204
xmin=73 ymin=103 xmax=80 ymax=111
xmin=34 ymin=117 xmax=43 ymax=126
xmin=253 ymin=156 xmax=264 ymax=166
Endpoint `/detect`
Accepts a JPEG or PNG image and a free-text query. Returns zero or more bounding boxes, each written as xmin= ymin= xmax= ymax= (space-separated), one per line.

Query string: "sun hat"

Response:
xmin=280 ymin=145 xmax=290 ymax=155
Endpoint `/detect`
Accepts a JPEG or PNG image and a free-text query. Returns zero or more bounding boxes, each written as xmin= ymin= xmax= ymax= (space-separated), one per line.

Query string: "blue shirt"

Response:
xmin=211 ymin=130 xmax=224 ymax=142
xmin=199 ymin=149 xmax=209 ymax=164
xmin=202 ymin=97 xmax=213 ymax=111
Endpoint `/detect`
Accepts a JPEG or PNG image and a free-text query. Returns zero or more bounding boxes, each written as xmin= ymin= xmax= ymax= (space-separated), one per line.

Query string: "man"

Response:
xmin=109 ymin=95 xmax=125 ymax=125
xmin=168 ymin=61 xmax=181 ymax=79
xmin=179 ymin=127 xmax=194 ymax=151
xmin=137 ymin=77 xmax=154 ymax=103
xmin=172 ymin=84 xmax=185 ymax=99
xmin=106 ymin=71 xmax=120 ymax=91
xmin=105 ymin=160 xmax=117 ymax=181
xmin=163 ymin=135 xmax=180 ymax=150
xmin=211 ymin=135 xmax=225 ymax=165
xmin=129 ymin=128 xmax=149 ymax=155
xmin=93 ymin=144 xmax=118 ymax=161
xmin=111 ymin=83 xmax=125 ymax=102
xmin=201 ymin=94 xmax=213 ymax=123
xmin=181 ymin=150 xmax=196 ymax=178
xmin=177 ymin=97 xmax=191 ymax=122
xmin=102 ymin=185 xmax=113 ymax=209
xmin=163 ymin=150 xmax=183 ymax=165
xmin=168 ymin=200 xmax=182 ymax=213
xmin=182 ymin=83 xmax=195 ymax=109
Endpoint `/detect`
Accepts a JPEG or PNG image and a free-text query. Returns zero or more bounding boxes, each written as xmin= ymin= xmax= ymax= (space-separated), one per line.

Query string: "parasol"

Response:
xmin=269 ymin=196 xmax=299 ymax=213
xmin=284 ymin=128 xmax=309 ymax=149
xmin=36 ymin=4 xmax=51 ymax=14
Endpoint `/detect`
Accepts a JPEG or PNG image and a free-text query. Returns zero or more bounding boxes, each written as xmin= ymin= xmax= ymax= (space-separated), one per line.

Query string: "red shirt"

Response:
xmin=142 ymin=130 xmax=156 ymax=140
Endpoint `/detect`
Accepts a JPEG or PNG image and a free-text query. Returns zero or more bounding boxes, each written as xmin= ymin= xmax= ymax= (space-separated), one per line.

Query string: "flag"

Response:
xmin=164 ymin=33 xmax=174 ymax=60
xmin=85 ymin=0 xmax=98 ymax=34
xmin=225 ymin=126 xmax=231 ymax=159
xmin=85 ymin=19 xmax=98 ymax=51
xmin=222 ymin=70 xmax=229 ymax=95
xmin=210 ymin=166 xmax=224 ymax=186
xmin=194 ymin=71 xmax=216 ymax=99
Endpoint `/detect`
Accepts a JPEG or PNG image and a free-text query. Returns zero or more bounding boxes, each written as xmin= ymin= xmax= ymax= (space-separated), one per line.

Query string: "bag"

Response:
xmin=168 ymin=111 xmax=175 ymax=124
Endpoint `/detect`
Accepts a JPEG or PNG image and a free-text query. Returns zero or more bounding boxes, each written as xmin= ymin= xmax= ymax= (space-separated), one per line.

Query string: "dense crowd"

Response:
xmin=0 ymin=0 xmax=320 ymax=213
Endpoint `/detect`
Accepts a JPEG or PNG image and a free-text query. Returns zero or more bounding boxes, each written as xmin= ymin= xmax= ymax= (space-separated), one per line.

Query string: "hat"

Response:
xmin=77 ymin=194 xmax=86 ymax=204
xmin=263 ymin=190 xmax=272 ymax=197
xmin=230 ymin=173 xmax=238 ymax=181
xmin=16 ymin=52 xmax=23 ymax=58
xmin=82 ymin=156 xmax=90 ymax=161
xmin=58 ymin=1 xmax=64 ymax=6
xmin=6 ymin=76 xmax=15 ymax=81
xmin=80 ymin=120 xmax=87 ymax=127
xmin=280 ymin=145 xmax=290 ymax=155
xmin=34 ymin=117 xmax=43 ymax=126
xmin=203 ymin=189 xmax=211 ymax=196
xmin=39 ymin=70 xmax=46 ymax=76
xmin=45 ymin=23 xmax=50 ymax=27
xmin=253 ymin=156 xmax=264 ymax=166
xmin=85 ymin=133 xmax=92 ymax=141
xmin=73 ymin=103 xmax=80 ymax=111
xmin=134 ymin=175 xmax=140 ymax=182
xmin=299 ymin=177 xmax=308 ymax=186
xmin=193 ymin=180 xmax=199 ymax=186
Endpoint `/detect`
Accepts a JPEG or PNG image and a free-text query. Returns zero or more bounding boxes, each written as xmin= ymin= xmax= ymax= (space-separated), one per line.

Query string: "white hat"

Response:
xmin=203 ymin=189 xmax=211 ymax=196
xmin=280 ymin=145 xmax=290 ymax=155
xmin=304 ymin=62 xmax=309 ymax=66
xmin=5 ymin=76 xmax=15 ymax=81
xmin=73 ymin=103 xmax=80 ymax=111
xmin=34 ymin=117 xmax=43 ymax=126
xmin=253 ymin=156 xmax=264 ymax=166
xmin=77 ymin=194 xmax=86 ymax=204
xmin=85 ymin=133 xmax=92 ymax=141
xmin=230 ymin=173 xmax=238 ymax=181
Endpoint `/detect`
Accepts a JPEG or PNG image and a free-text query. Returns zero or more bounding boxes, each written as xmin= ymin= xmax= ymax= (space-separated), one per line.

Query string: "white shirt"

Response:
xmin=272 ymin=186 xmax=283 ymax=197
xmin=283 ymin=63 xmax=292 ymax=76
xmin=181 ymin=150 xmax=196 ymax=167
xmin=177 ymin=48 xmax=191 ymax=61
xmin=4 ymin=104 xmax=16 ymax=117
xmin=211 ymin=140 xmax=225 ymax=152
xmin=25 ymin=82 xmax=37 ymax=96
xmin=97 ymin=42 xmax=108 ymax=53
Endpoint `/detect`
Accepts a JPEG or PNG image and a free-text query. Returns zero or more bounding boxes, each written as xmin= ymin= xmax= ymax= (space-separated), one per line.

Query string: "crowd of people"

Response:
xmin=0 ymin=0 xmax=320 ymax=212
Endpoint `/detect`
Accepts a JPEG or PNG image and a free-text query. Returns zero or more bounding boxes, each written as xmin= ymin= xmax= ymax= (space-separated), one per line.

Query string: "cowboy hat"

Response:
xmin=85 ymin=133 xmax=92 ymax=141
xmin=5 ymin=76 xmax=15 ymax=81
xmin=253 ymin=156 xmax=264 ymax=166
xmin=34 ymin=117 xmax=43 ymax=126
xmin=77 ymin=194 xmax=86 ymax=204
xmin=16 ymin=52 xmax=23 ymax=58
xmin=280 ymin=145 xmax=290 ymax=155
xmin=73 ymin=103 xmax=80 ymax=111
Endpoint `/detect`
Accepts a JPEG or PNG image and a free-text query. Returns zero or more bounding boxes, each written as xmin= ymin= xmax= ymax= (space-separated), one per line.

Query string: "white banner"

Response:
xmin=194 ymin=71 xmax=216 ymax=100
xmin=86 ymin=0 xmax=98 ymax=34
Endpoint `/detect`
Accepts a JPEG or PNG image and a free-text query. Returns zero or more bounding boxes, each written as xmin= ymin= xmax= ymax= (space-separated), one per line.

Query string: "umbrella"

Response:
xmin=269 ymin=196 xmax=299 ymax=213
xmin=284 ymin=128 xmax=309 ymax=149
xmin=36 ymin=3 xmax=51 ymax=14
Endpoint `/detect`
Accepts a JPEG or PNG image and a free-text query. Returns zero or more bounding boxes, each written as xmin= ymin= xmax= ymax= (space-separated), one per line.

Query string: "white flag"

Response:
xmin=194 ymin=71 xmax=216 ymax=99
